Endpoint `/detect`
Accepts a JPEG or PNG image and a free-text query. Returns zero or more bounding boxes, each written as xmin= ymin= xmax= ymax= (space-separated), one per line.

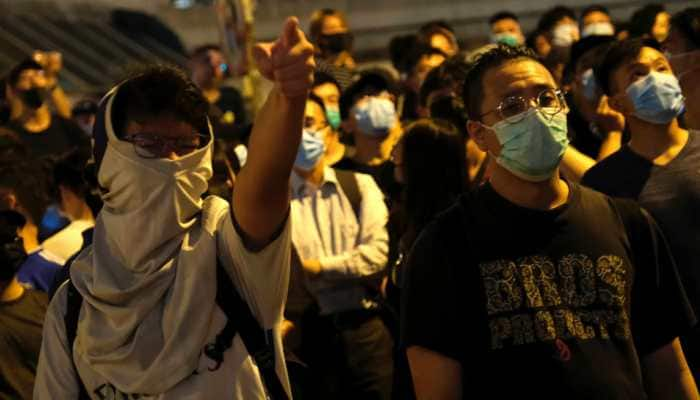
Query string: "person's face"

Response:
xmin=414 ymin=53 xmax=446 ymax=89
xmin=664 ymin=27 xmax=693 ymax=56
xmin=653 ymin=12 xmax=671 ymax=43
xmin=608 ymin=46 xmax=674 ymax=116
xmin=312 ymin=82 xmax=341 ymax=110
xmin=534 ymin=33 xmax=552 ymax=58
xmin=582 ymin=11 xmax=611 ymax=28
xmin=8 ymin=68 xmax=48 ymax=105
xmin=553 ymin=17 xmax=580 ymax=42
xmin=123 ymin=115 xmax=205 ymax=160
xmin=467 ymin=59 xmax=559 ymax=156
xmin=492 ymin=18 xmax=522 ymax=38
xmin=191 ymin=50 xmax=226 ymax=87
xmin=305 ymin=100 xmax=329 ymax=133
xmin=321 ymin=15 xmax=348 ymax=36
xmin=58 ymin=185 xmax=83 ymax=221
xmin=571 ymin=50 xmax=603 ymax=118
xmin=430 ymin=32 xmax=457 ymax=57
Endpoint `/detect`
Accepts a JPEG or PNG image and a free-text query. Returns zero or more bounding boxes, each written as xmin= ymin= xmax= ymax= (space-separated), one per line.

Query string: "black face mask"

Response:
xmin=319 ymin=32 xmax=353 ymax=54
xmin=19 ymin=88 xmax=48 ymax=109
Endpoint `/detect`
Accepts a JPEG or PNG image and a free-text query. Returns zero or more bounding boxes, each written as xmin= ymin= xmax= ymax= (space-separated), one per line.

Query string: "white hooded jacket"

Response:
xmin=34 ymin=87 xmax=292 ymax=399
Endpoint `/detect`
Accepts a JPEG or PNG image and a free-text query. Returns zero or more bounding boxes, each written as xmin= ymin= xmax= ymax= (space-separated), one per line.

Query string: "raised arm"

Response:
xmin=232 ymin=17 xmax=314 ymax=248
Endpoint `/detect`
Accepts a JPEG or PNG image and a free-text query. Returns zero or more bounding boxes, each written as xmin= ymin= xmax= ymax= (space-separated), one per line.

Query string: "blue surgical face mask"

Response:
xmin=581 ymin=68 xmax=598 ymax=101
xmin=326 ymin=106 xmax=341 ymax=130
xmin=490 ymin=32 xmax=521 ymax=47
xmin=482 ymin=108 xmax=570 ymax=182
xmin=294 ymin=129 xmax=326 ymax=171
xmin=353 ymin=97 xmax=397 ymax=139
xmin=626 ymin=71 xmax=685 ymax=125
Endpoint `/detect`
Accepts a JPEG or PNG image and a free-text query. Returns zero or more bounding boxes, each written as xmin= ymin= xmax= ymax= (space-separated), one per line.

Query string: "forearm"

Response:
xmin=318 ymin=238 xmax=389 ymax=280
xmin=50 ymin=85 xmax=72 ymax=119
xmin=644 ymin=339 xmax=700 ymax=400
xmin=233 ymin=87 xmax=304 ymax=245
xmin=560 ymin=146 xmax=596 ymax=182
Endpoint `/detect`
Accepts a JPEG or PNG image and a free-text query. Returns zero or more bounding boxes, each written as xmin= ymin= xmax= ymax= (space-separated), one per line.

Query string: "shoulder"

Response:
xmin=202 ymin=195 xmax=232 ymax=232
xmin=582 ymin=148 xmax=639 ymax=185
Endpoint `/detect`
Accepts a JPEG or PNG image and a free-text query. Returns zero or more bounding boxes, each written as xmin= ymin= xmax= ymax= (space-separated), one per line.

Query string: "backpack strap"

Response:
xmin=205 ymin=259 xmax=290 ymax=400
xmin=64 ymin=280 xmax=91 ymax=400
xmin=64 ymin=262 xmax=289 ymax=400
xmin=334 ymin=168 xmax=361 ymax=220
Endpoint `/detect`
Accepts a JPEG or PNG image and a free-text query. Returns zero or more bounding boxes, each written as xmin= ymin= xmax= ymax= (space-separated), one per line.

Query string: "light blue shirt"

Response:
xmin=290 ymin=168 xmax=389 ymax=315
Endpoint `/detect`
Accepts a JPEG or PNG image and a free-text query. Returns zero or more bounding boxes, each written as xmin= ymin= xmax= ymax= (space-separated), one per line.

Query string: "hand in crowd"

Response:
xmin=253 ymin=16 xmax=315 ymax=99
xmin=301 ymin=258 xmax=322 ymax=277
xmin=594 ymin=95 xmax=625 ymax=134
xmin=32 ymin=50 xmax=62 ymax=87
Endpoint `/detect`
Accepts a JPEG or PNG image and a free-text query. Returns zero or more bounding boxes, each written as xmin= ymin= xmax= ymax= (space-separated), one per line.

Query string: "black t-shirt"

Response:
xmin=8 ymin=116 xmax=90 ymax=160
xmin=582 ymin=132 xmax=700 ymax=313
xmin=0 ymin=288 xmax=48 ymax=400
xmin=401 ymin=182 xmax=694 ymax=399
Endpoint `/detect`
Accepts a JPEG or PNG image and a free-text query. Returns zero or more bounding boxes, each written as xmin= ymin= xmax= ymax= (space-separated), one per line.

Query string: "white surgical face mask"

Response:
xmin=552 ymin=23 xmax=579 ymax=47
xmin=582 ymin=21 xmax=614 ymax=37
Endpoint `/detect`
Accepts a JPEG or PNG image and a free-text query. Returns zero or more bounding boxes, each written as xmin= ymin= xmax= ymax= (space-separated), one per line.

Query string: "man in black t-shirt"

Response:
xmin=0 ymin=210 xmax=48 ymax=400
xmin=582 ymin=38 xmax=700 ymax=380
xmin=4 ymin=59 xmax=89 ymax=160
xmin=401 ymin=44 xmax=699 ymax=399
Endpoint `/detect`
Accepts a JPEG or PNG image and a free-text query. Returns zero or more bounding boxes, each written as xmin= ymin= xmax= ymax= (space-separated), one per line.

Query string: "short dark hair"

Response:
xmin=7 ymin=58 xmax=43 ymax=87
xmin=593 ymin=37 xmax=662 ymax=95
xmin=0 ymin=161 xmax=52 ymax=225
xmin=401 ymin=118 xmax=468 ymax=245
xmin=581 ymin=5 xmax=610 ymax=21
xmin=629 ymin=4 xmax=666 ymax=38
xmin=671 ymin=8 xmax=700 ymax=50
xmin=309 ymin=8 xmax=347 ymax=41
xmin=462 ymin=45 xmax=540 ymax=120
xmin=419 ymin=20 xmax=455 ymax=35
xmin=569 ymin=35 xmax=615 ymax=73
xmin=111 ymin=65 xmax=209 ymax=139
xmin=538 ymin=6 xmax=577 ymax=32
xmin=312 ymin=70 xmax=341 ymax=93
xmin=490 ymin=11 xmax=519 ymax=26
xmin=52 ymin=150 xmax=102 ymax=216
xmin=190 ymin=44 xmax=221 ymax=60
xmin=307 ymin=92 xmax=327 ymax=115
xmin=389 ymin=34 xmax=419 ymax=74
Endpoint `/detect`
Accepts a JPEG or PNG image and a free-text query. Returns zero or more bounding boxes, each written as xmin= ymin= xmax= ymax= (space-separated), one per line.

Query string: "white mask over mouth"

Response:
xmin=70 ymin=86 xmax=217 ymax=394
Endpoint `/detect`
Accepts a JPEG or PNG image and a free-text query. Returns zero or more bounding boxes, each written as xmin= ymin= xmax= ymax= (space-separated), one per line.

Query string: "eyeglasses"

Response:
xmin=122 ymin=132 xmax=209 ymax=158
xmin=479 ymin=88 xmax=568 ymax=124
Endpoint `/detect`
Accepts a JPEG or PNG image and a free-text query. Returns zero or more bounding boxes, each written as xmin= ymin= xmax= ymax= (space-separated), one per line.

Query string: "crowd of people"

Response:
xmin=2 ymin=3 xmax=700 ymax=399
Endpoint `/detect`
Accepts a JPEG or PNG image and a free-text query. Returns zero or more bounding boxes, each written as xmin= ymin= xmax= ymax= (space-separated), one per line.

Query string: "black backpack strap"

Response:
xmin=205 ymin=260 xmax=289 ymax=400
xmin=334 ymin=168 xmax=361 ymax=220
xmin=64 ymin=280 xmax=91 ymax=400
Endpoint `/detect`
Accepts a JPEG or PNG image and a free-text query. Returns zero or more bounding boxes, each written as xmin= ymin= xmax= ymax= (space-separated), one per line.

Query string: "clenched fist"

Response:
xmin=253 ymin=17 xmax=315 ymax=99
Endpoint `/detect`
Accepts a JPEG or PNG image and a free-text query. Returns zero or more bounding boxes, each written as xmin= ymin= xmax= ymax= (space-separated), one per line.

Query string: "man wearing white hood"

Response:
xmin=33 ymin=16 xmax=314 ymax=399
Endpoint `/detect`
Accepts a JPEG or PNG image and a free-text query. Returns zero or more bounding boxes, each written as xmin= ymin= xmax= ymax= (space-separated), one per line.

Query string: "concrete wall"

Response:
xmin=5 ymin=0 xmax=700 ymax=56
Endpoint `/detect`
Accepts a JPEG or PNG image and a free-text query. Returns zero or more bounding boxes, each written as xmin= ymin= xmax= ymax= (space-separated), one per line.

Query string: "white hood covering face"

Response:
xmin=70 ymin=88 xmax=216 ymax=394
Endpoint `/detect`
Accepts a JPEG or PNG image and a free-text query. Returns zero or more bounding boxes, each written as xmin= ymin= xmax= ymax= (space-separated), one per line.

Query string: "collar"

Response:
xmin=291 ymin=167 xmax=340 ymax=197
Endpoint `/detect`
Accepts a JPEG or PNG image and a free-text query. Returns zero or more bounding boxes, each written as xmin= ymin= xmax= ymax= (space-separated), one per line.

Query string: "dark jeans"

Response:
xmin=302 ymin=311 xmax=394 ymax=400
